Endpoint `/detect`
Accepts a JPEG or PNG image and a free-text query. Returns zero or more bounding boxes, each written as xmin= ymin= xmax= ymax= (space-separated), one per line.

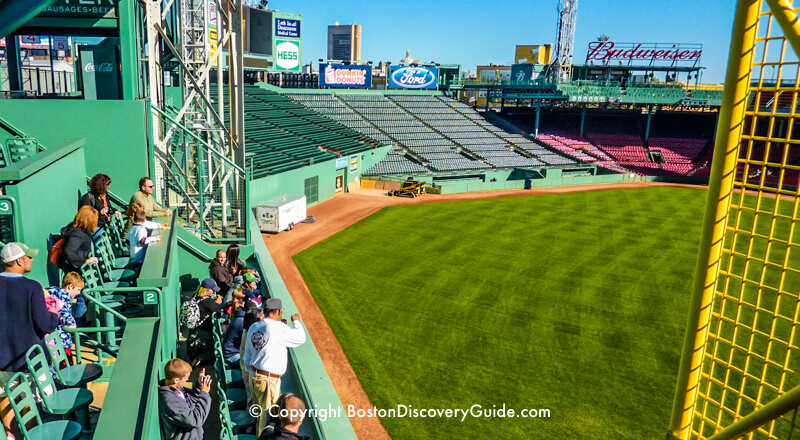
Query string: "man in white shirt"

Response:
xmin=243 ymin=297 xmax=306 ymax=434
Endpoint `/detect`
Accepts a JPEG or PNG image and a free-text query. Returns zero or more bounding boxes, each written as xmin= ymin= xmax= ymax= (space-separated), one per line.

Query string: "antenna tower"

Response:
xmin=549 ymin=0 xmax=578 ymax=83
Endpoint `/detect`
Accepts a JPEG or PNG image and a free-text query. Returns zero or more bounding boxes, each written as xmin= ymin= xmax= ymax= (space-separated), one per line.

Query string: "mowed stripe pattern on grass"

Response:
xmin=294 ymin=186 xmax=707 ymax=439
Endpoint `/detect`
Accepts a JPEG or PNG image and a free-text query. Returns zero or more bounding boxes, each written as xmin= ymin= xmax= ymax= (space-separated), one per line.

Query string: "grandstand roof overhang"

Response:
xmin=0 ymin=0 xmax=57 ymax=38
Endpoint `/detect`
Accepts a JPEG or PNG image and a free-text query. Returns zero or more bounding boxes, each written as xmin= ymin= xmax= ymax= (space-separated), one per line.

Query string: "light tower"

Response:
xmin=550 ymin=0 xmax=578 ymax=83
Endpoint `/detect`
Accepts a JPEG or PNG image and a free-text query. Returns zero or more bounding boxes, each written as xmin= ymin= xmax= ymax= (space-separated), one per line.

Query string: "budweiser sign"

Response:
xmin=586 ymin=42 xmax=702 ymax=63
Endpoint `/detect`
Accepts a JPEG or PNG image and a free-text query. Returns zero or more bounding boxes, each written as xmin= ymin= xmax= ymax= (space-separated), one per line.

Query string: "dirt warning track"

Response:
xmin=261 ymin=181 xmax=701 ymax=440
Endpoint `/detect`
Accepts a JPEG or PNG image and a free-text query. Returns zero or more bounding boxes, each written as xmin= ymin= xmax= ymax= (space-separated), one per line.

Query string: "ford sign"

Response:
xmin=389 ymin=66 xmax=438 ymax=90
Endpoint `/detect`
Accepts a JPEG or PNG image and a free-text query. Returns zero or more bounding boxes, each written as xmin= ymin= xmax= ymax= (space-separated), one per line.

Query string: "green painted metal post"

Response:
xmin=118 ymin=0 xmax=139 ymax=100
xmin=667 ymin=1 xmax=760 ymax=438
xmin=645 ymin=106 xmax=652 ymax=142
xmin=245 ymin=167 xmax=251 ymax=245
xmin=6 ymin=35 xmax=21 ymax=93
xmin=535 ymin=100 xmax=540 ymax=138
xmin=580 ymin=106 xmax=586 ymax=137
xmin=198 ymin=146 xmax=205 ymax=237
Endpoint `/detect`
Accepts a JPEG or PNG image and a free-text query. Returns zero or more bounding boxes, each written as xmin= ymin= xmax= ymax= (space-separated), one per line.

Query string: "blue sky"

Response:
xmin=274 ymin=0 xmax=736 ymax=83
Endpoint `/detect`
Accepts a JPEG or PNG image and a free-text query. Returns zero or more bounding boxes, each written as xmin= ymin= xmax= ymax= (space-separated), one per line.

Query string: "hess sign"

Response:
xmin=586 ymin=42 xmax=702 ymax=64
xmin=275 ymin=40 xmax=300 ymax=71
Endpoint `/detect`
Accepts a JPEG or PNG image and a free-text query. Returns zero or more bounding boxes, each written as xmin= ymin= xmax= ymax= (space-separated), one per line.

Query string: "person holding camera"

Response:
xmin=243 ymin=298 xmax=306 ymax=434
xmin=158 ymin=359 xmax=213 ymax=440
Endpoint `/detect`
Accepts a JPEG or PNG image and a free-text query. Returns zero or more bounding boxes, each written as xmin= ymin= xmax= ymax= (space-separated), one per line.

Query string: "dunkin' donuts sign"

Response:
xmin=320 ymin=63 xmax=372 ymax=88
xmin=586 ymin=42 xmax=702 ymax=64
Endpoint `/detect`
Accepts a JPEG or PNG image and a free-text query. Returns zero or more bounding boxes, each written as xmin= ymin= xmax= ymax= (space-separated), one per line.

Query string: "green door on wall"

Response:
xmin=304 ymin=176 xmax=318 ymax=204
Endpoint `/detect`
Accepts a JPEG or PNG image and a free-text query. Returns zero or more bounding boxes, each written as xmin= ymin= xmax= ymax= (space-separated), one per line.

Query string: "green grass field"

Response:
xmin=294 ymin=187 xmax=709 ymax=439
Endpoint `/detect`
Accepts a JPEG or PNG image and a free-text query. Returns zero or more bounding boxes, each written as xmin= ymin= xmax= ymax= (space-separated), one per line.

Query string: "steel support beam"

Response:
xmin=228 ymin=0 xmax=245 ymax=165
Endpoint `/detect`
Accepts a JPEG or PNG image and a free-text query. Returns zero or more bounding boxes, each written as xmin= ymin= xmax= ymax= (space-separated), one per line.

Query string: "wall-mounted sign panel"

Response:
xmin=79 ymin=44 xmax=121 ymax=100
xmin=276 ymin=18 xmax=300 ymax=38
xmin=319 ymin=63 xmax=372 ymax=88
xmin=349 ymin=154 xmax=359 ymax=173
xmin=275 ymin=39 xmax=300 ymax=71
xmin=388 ymin=65 xmax=438 ymax=90
xmin=38 ymin=0 xmax=117 ymax=18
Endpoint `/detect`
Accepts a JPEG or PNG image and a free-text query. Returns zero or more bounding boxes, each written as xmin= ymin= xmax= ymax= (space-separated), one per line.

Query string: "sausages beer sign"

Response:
xmin=585 ymin=42 xmax=702 ymax=65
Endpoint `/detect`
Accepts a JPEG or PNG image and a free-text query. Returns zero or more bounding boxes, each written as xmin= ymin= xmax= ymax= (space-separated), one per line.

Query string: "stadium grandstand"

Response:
xmin=1 ymin=0 xmax=800 ymax=440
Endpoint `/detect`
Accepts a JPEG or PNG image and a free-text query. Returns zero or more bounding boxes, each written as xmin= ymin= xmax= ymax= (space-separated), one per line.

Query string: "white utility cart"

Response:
xmin=255 ymin=194 xmax=307 ymax=233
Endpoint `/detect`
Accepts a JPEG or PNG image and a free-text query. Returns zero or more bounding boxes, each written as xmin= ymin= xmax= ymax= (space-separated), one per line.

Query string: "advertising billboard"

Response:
xmin=38 ymin=0 xmax=117 ymax=18
xmin=275 ymin=39 xmax=300 ymax=71
xmin=388 ymin=65 xmax=438 ymax=90
xmin=320 ymin=63 xmax=372 ymax=88
xmin=79 ymin=44 xmax=121 ymax=100
xmin=585 ymin=42 xmax=702 ymax=65
xmin=511 ymin=64 xmax=545 ymax=84
xmin=276 ymin=18 xmax=300 ymax=38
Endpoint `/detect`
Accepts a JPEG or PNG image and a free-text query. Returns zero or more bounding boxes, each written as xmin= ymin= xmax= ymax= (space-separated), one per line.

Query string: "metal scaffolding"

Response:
xmin=143 ymin=0 xmax=248 ymax=242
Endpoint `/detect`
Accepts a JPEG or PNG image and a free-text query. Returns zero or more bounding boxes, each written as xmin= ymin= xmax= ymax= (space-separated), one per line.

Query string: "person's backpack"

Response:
xmin=180 ymin=297 xmax=205 ymax=330
xmin=48 ymin=237 xmax=65 ymax=267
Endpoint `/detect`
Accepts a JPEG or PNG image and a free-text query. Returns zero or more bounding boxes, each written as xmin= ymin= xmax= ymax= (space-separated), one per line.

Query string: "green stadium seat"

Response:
xmin=6 ymin=137 xmax=42 ymax=163
xmin=44 ymin=333 xmax=103 ymax=388
xmin=6 ymin=372 xmax=82 ymax=440
xmin=25 ymin=346 xmax=93 ymax=425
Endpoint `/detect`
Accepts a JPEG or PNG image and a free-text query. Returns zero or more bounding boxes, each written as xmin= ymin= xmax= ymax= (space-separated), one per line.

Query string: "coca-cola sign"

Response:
xmin=84 ymin=62 xmax=115 ymax=72
xmin=586 ymin=42 xmax=702 ymax=64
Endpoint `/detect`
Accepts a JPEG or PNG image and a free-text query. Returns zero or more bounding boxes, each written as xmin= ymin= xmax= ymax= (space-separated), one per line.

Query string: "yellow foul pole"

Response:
xmin=667 ymin=0 xmax=759 ymax=438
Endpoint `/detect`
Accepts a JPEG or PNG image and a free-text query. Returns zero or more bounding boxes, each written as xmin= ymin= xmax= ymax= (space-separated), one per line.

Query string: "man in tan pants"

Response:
xmin=243 ymin=297 xmax=306 ymax=434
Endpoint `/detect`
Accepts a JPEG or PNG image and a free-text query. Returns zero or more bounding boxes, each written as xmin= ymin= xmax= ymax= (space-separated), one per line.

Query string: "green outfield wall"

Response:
xmin=249 ymin=145 xmax=390 ymax=206
xmin=403 ymin=172 xmax=709 ymax=194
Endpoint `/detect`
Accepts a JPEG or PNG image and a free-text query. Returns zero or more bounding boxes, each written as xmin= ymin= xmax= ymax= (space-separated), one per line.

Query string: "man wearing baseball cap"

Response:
xmin=0 ymin=242 xmax=58 ymax=439
xmin=243 ymin=297 xmax=306 ymax=434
